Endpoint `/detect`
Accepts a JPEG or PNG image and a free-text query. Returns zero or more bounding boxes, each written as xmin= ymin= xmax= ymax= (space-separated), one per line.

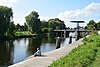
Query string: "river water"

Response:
xmin=0 ymin=36 xmax=75 ymax=67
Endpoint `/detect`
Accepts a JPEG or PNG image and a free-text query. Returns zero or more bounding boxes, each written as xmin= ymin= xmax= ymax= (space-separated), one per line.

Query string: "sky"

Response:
xmin=0 ymin=0 xmax=100 ymax=28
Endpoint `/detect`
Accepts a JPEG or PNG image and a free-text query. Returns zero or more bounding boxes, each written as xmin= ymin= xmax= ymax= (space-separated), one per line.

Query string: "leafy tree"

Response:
xmin=41 ymin=20 xmax=49 ymax=28
xmin=41 ymin=18 xmax=66 ymax=33
xmin=0 ymin=6 xmax=13 ymax=36
xmin=23 ymin=23 xmax=28 ymax=31
xmin=96 ymin=21 xmax=100 ymax=30
xmin=8 ymin=21 xmax=16 ymax=36
xmin=15 ymin=23 xmax=28 ymax=31
xmin=16 ymin=23 xmax=21 ymax=31
xmin=20 ymin=25 xmax=24 ymax=31
xmin=84 ymin=26 xmax=88 ymax=29
xmin=25 ymin=11 xmax=41 ymax=34
xmin=42 ymin=28 xmax=49 ymax=33
xmin=87 ymin=20 xmax=96 ymax=30
xmin=48 ymin=28 xmax=53 ymax=32
xmin=48 ymin=18 xmax=66 ymax=30
xmin=41 ymin=20 xmax=49 ymax=33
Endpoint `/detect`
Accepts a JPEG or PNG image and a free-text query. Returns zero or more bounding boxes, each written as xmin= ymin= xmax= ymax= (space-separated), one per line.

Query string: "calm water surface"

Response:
xmin=0 ymin=36 xmax=75 ymax=67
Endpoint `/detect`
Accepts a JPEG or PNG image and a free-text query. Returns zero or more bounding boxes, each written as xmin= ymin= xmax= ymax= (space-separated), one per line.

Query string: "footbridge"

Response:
xmin=53 ymin=29 xmax=91 ymax=39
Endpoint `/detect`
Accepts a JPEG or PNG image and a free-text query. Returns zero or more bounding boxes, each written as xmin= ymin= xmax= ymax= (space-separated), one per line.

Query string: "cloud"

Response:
xmin=0 ymin=0 xmax=18 ymax=7
xmin=84 ymin=2 xmax=100 ymax=12
xmin=39 ymin=16 xmax=53 ymax=21
xmin=40 ymin=2 xmax=100 ymax=28
xmin=14 ymin=17 xmax=25 ymax=25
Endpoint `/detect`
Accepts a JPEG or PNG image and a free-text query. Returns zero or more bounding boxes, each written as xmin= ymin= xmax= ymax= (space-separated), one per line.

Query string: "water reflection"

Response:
xmin=0 ymin=40 xmax=14 ymax=67
xmin=40 ymin=37 xmax=56 ymax=52
xmin=13 ymin=38 xmax=29 ymax=63
xmin=0 ymin=36 xmax=75 ymax=67
xmin=27 ymin=38 xmax=42 ymax=56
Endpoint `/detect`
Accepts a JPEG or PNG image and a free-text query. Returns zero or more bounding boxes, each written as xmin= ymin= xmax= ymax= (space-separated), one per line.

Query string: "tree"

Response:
xmin=41 ymin=20 xmax=49 ymax=28
xmin=48 ymin=18 xmax=66 ymax=30
xmin=16 ymin=23 xmax=21 ymax=31
xmin=87 ymin=20 xmax=96 ymax=30
xmin=96 ymin=21 xmax=100 ymax=30
xmin=42 ymin=28 xmax=49 ymax=33
xmin=8 ymin=21 xmax=16 ymax=36
xmin=23 ymin=23 xmax=28 ymax=31
xmin=0 ymin=6 xmax=13 ymax=36
xmin=25 ymin=11 xmax=41 ymax=34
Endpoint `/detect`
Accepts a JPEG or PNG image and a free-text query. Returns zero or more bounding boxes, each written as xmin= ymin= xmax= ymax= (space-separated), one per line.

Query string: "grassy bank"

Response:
xmin=50 ymin=33 xmax=100 ymax=67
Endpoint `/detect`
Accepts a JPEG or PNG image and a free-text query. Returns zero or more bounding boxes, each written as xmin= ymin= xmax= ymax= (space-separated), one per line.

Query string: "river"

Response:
xmin=0 ymin=36 xmax=75 ymax=67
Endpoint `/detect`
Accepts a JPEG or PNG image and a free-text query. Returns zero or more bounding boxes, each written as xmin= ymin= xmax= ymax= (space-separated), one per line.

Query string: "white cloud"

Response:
xmin=84 ymin=2 xmax=100 ymax=12
xmin=39 ymin=16 xmax=53 ymax=21
xmin=14 ymin=17 xmax=25 ymax=25
xmin=0 ymin=0 xmax=18 ymax=7
xmin=40 ymin=2 xmax=100 ymax=28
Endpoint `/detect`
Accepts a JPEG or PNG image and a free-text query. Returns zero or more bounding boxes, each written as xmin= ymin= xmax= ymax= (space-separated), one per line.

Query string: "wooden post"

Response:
xmin=56 ymin=37 xmax=61 ymax=49
xmin=69 ymin=36 xmax=72 ymax=44
xmin=66 ymin=31 xmax=69 ymax=37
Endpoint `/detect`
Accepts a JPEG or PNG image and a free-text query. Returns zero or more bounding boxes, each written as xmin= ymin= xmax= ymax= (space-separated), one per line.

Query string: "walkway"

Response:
xmin=9 ymin=38 xmax=83 ymax=67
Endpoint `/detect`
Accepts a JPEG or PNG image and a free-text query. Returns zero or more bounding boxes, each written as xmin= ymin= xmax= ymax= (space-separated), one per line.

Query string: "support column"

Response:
xmin=75 ymin=31 xmax=81 ymax=41
xmin=64 ymin=30 xmax=66 ymax=38
xmin=56 ymin=32 xmax=58 ymax=37
xmin=61 ymin=32 xmax=63 ymax=38
xmin=56 ymin=37 xmax=61 ymax=49
xmin=66 ymin=31 xmax=69 ymax=37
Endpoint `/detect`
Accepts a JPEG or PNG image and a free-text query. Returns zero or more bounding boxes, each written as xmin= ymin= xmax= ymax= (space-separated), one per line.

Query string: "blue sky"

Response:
xmin=0 ymin=0 xmax=100 ymax=27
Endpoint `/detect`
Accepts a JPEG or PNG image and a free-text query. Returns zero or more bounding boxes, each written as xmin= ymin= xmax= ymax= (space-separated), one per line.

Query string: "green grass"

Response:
xmin=15 ymin=31 xmax=33 ymax=36
xmin=50 ymin=33 xmax=100 ymax=67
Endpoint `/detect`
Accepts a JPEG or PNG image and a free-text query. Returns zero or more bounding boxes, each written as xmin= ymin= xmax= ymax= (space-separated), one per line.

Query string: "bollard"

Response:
xmin=56 ymin=37 xmax=61 ymax=49
xmin=75 ymin=31 xmax=79 ymax=41
xmin=69 ymin=36 xmax=72 ymax=44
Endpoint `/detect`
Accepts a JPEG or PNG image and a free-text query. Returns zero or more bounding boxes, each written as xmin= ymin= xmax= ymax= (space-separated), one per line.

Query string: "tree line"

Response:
xmin=0 ymin=6 xmax=66 ymax=37
xmin=85 ymin=20 xmax=100 ymax=30
xmin=0 ymin=6 xmax=100 ymax=37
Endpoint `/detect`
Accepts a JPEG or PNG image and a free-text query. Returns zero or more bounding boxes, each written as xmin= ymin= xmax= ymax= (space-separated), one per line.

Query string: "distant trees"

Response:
xmin=85 ymin=20 xmax=100 ymax=30
xmin=41 ymin=18 xmax=66 ymax=33
xmin=25 ymin=11 xmax=66 ymax=34
xmin=96 ymin=21 xmax=100 ymax=30
xmin=25 ymin=11 xmax=41 ymax=34
xmin=0 ymin=6 xmax=66 ymax=36
xmin=23 ymin=23 xmax=28 ymax=31
xmin=48 ymin=18 xmax=66 ymax=30
xmin=15 ymin=23 xmax=28 ymax=31
xmin=0 ymin=6 xmax=13 ymax=36
xmin=87 ymin=20 xmax=96 ymax=30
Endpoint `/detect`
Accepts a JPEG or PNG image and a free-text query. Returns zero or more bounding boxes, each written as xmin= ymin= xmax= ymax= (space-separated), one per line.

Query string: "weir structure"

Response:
xmin=70 ymin=21 xmax=84 ymax=31
xmin=70 ymin=21 xmax=85 ymax=40
xmin=53 ymin=21 xmax=91 ymax=40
